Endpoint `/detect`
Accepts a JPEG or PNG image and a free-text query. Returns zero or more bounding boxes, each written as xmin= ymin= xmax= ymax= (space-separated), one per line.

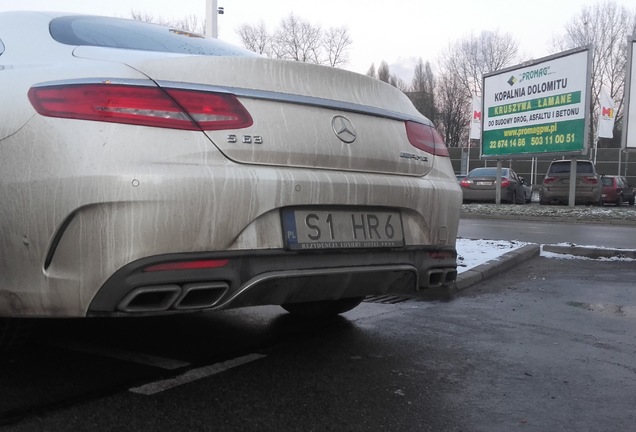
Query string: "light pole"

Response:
xmin=205 ymin=0 xmax=219 ymax=38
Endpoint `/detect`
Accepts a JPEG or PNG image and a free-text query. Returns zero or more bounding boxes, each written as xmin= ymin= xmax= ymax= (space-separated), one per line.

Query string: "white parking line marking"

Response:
xmin=129 ymin=353 xmax=267 ymax=395
xmin=49 ymin=340 xmax=191 ymax=370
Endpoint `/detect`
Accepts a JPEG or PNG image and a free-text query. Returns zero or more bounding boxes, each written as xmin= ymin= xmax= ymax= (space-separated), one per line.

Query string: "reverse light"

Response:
xmin=143 ymin=259 xmax=230 ymax=272
xmin=28 ymin=83 xmax=253 ymax=131
xmin=405 ymin=121 xmax=450 ymax=157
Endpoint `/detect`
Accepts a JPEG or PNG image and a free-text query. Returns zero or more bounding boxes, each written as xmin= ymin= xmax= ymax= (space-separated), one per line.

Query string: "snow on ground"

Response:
xmin=456 ymin=238 xmax=528 ymax=273
xmin=457 ymin=204 xmax=636 ymax=273
xmin=456 ymin=238 xmax=636 ymax=273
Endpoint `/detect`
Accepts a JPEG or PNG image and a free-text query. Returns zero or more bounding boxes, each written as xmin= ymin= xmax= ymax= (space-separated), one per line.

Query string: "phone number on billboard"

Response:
xmin=488 ymin=133 xmax=577 ymax=149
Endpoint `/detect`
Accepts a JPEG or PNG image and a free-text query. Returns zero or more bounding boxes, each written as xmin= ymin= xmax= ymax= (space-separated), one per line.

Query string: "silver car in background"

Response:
xmin=460 ymin=167 xmax=526 ymax=204
xmin=539 ymin=160 xmax=602 ymax=205
xmin=0 ymin=12 xmax=461 ymax=347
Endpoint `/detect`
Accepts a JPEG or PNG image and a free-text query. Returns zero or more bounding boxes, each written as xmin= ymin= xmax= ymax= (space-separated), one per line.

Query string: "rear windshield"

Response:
xmin=548 ymin=161 xmax=594 ymax=174
xmin=50 ymin=15 xmax=259 ymax=57
xmin=467 ymin=168 xmax=509 ymax=178
xmin=601 ymin=177 xmax=614 ymax=186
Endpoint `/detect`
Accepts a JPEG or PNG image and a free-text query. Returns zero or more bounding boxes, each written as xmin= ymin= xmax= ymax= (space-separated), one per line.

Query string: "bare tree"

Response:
xmin=436 ymin=30 xmax=518 ymax=147
xmin=130 ymin=9 xmax=204 ymax=34
xmin=323 ymin=26 xmax=352 ymax=68
xmin=236 ymin=13 xmax=352 ymax=68
xmin=439 ymin=30 xmax=519 ymax=97
xmin=237 ymin=21 xmax=271 ymax=56
xmin=377 ymin=61 xmax=391 ymax=83
xmin=271 ymin=13 xmax=322 ymax=63
xmin=390 ymin=75 xmax=409 ymax=92
xmin=552 ymin=1 xmax=636 ymax=147
xmin=409 ymin=58 xmax=436 ymax=121
xmin=366 ymin=63 xmax=377 ymax=78
xmin=436 ymin=73 xmax=470 ymax=147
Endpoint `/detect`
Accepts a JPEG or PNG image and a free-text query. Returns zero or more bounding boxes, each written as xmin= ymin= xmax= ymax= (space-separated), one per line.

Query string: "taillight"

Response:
xmin=459 ymin=178 xmax=472 ymax=187
xmin=143 ymin=259 xmax=230 ymax=272
xmin=501 ymin=178 xmax=510 ymax=188
xmin=405 ymin=121 xmax=449 ymax=157
xmin=582 ymin=176 xmax=598 ymax=184
xmin=543 ymin=176 xmax=557 ymax=184
xmin=28 ymin=83 xmax=253 ymax=131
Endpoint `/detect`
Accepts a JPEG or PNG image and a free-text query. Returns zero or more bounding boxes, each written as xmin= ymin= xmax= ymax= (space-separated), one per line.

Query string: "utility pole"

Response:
xmin=205 ymin=0 xmax=218 ymax=38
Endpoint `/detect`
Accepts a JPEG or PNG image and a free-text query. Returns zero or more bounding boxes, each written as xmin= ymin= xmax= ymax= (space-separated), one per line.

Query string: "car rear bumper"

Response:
xmin=87 ymin=246 xmax=458 ymax=316
xmin=540 ymin=186 xmax=601 ymax=204
xmin=0 ymin=122 xmax=461 ymax=317
xmin=462 ymin=188 xmax=512 ymax=202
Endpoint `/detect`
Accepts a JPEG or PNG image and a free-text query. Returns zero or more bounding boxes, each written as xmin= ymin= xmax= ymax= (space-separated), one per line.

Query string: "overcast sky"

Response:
xmin=1 ymin=0 xmax=630 ymax=81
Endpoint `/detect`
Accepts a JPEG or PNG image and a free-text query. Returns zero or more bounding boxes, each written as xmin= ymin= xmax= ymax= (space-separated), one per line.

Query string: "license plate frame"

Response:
xmin=281 ymin=208 xmax=405 ymax=250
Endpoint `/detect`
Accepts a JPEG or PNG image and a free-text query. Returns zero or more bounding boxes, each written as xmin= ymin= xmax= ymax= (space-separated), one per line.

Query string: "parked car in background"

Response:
xmin=539 ymin=160 xmax=602 ymax=205
xmin=0 ymin=12 xmax=462 ymax=350
xmin=601 ymin=175 xmax=636 ymax=206
xmin=459 ymin=167 xmax=526 ymax=204
xmin=520 ymin=177 xmax=533 ymax=203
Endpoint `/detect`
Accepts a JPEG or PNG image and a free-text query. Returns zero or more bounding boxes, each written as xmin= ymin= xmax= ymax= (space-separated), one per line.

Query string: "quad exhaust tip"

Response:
xmin=424 ymin=268 xmax=457 ymax=289
xmin=117 ymin=282 xmax=229 ymax=313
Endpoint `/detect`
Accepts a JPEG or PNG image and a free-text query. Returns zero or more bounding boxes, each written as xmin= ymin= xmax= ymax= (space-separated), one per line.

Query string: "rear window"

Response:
xmin=548 ymin=161 xmax=595 ymax=174
xmin=467 ymin=168 xmax=509 ymax=178
xmin=601 ymin=177 xmax=614 ymax=186
xmin=49 ymin=15 xmax=259 ymax=57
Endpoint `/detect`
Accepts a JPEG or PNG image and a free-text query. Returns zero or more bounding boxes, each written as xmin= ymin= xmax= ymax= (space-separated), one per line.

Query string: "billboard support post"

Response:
xmin=622 ymin=35 xmax=636 ymax=151
xmin=496 ymin=160 xmax=502 ymax=204
xmin=568 ymin=157 xmax=577 ymax=207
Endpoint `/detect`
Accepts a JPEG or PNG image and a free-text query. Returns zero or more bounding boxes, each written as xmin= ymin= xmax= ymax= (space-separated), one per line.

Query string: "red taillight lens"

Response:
xmin=582 ymin=176 xmax=598 ymax=184
xmin=501 ymin=178 xmax=510 ymax=188
xmin=143 ymin=259 xmax=230 ymax=272
xmin=543 ymin=176 xmax=557 ymax=184
xmin=28 ymin=83 xmax=253 ymax=131
xmin=405 ymin=121 xmax=449 ymax=157
xmin=459 ymin=178 xmax=472 ymax=187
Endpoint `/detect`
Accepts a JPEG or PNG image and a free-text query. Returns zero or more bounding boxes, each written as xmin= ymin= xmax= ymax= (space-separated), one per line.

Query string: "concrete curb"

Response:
xmin=542 ymin=244 xmax=636 ymax=260
xmin=454 ymin=244 xmax=541 ymax=293
xmin=461 ymin=212 xmax=636 ymax=226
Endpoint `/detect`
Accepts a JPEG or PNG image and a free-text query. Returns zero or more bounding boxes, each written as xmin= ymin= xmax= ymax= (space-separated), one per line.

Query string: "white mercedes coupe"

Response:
xmin=0 ymin=11 xmax=461 ymax=349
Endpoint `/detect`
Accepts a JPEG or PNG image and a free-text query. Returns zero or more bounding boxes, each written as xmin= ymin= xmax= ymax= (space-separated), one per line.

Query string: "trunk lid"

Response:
xmin=73 ymin=49 xmax=436 ymax=177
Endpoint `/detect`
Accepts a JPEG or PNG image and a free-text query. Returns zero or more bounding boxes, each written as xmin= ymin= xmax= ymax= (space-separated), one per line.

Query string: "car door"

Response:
xmin=509 ymin=169 xmax=523 ymax=203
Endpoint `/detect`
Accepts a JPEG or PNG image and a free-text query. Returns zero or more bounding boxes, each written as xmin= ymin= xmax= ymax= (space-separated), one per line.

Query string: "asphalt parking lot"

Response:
xmin=2 ymin=209 xmax=635 ymax=431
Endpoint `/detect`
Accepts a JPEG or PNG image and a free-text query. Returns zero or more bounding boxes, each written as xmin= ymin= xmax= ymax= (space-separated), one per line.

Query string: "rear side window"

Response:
xmin=50 ymin=15 xmax=259 ymax=57
xmin=548 ymin=161 xmax=594 ymax=174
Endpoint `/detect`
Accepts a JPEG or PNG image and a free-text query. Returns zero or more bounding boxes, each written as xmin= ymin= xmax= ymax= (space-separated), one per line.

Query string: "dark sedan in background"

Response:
xmin=460 ymin=167 xmax=527 ymax=204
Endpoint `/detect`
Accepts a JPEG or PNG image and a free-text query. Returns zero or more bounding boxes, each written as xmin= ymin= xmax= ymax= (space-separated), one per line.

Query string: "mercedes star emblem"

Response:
xmin=331 ymin=115 xmax=357 ymax=143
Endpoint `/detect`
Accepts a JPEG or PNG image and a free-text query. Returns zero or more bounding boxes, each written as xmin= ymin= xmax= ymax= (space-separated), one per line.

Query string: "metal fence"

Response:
xmin=449 ymin=147 xmax=636 ymax=186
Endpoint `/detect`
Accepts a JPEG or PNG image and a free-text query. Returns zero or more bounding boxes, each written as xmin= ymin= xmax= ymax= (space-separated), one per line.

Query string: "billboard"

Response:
xmin=622 ymin=36 xmax=636 ymax=150
xmin=482 ymin=48 xmax=592 ymax=158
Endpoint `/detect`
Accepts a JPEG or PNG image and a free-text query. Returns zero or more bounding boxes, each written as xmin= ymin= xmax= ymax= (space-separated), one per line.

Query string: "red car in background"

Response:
xmin=601 ymin=175 xmax=635 ymax=206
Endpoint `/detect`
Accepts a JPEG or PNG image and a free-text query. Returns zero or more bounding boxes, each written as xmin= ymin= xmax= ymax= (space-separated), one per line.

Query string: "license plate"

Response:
xmin=282 ymin=208 xmax=405 ymax=250
xmin=476 ymin=181 xmax=492 ymax=186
